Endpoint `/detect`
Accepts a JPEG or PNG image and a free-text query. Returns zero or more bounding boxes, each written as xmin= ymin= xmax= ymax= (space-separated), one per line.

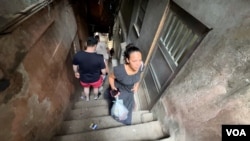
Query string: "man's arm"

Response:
xmin=101 ymin=68 xmax=106 ymax=75
xmin=100 ymin=68 xmax=106 ymax=81
xmin=73 ymin=65 xmax=78 ymax=73
xmin=73 ymin=65 xmax=80 ymax=78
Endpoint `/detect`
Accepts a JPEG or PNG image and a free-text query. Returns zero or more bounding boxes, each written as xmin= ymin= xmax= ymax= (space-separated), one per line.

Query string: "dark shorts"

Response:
xmin=80 ymin=77 xmax=103 ymax=88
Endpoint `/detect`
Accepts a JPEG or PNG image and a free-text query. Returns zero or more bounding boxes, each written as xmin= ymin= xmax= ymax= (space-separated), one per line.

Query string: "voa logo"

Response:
xmin=226 ymin=129 xmax=246 ymax=136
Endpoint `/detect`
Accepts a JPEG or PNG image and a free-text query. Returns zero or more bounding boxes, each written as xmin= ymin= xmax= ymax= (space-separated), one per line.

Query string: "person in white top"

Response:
xmin=94 ymin=35 xmax=110 ymax=74
xmin=94 ymin=35 xmax=110 ymax=93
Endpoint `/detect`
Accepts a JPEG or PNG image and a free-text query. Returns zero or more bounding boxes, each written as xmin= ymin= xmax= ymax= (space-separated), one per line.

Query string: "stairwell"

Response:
xmin=51 ymin=34 xmax=169 ymax=141
xmin=51 ymin=77 xmax=169 ymax=141
xmin=52 ymin=72 xmax=170 ymax=140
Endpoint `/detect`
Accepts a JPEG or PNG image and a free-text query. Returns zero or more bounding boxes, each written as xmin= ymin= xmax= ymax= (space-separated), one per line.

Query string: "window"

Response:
xmin=134 ymin=0 xmax=148 ymax=37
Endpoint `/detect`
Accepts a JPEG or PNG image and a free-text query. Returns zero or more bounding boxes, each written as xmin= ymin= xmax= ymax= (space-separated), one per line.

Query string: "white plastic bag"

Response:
xmin=111 ymin=97 xmax=129 ymax=121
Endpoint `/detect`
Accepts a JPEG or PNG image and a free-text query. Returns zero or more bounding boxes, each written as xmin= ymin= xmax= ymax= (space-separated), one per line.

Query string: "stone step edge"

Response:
xmin=73 ymin=99 xmax=109 ymax=109
xmin=52 ymin=121 xmax=167 ymax=141
xmin=56 ymin=112 xmax=155 ymax=135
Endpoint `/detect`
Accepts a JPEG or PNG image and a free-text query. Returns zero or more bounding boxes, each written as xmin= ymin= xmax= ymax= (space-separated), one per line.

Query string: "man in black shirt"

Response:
xmin=72 ymin=37 xmax=106 ymax=101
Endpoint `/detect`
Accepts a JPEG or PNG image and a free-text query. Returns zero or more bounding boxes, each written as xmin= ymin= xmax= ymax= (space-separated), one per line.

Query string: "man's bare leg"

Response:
xmin=93 ymin=87 xmax=99 ymax=100
xmin=83 ymin=87 xmax=90 ymax=101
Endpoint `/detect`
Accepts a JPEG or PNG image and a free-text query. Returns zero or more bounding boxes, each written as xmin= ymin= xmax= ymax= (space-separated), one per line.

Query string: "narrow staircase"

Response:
xmin=51 ymin=86 xmax=168 ymax=141
xmin=52 ymin=34 xmax=168 ymax=141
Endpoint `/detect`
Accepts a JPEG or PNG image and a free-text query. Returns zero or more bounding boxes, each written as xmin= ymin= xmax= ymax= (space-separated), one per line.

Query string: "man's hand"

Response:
xmin=74 ymin=72 xmax=80 ymax=79
xmin=73 ymin=65 xmax=80 ymax=78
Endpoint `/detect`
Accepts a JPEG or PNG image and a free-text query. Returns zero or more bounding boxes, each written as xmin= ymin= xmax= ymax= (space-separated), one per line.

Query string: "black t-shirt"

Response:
xmin=72 ymin=51 xmax=105 ymax=83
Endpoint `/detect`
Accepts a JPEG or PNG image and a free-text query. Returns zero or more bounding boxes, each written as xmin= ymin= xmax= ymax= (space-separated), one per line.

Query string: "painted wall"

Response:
xmin=0 ymin=0 xmax=86 ymax=140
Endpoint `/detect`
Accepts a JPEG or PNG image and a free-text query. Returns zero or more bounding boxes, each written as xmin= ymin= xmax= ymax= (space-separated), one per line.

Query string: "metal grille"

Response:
xmin=160 ymin=10 xmax=199 ymax=66
xmin=141 ymin=1 xmax=210 ymax=109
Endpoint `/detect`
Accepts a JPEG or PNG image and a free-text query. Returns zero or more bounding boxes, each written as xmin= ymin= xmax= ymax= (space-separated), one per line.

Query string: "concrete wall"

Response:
xmin=119 ymin=0 xmax=135 ymax=41
xmin=0 ymin=0 xmax=87 ymax=140
xmin=127 ymin=0 xmax=169 ymax=61
xmin=121 ymin=0 xmax=250 ymax=140
xmin=151 ymin=1 xmax=250 ymax=141
xmin=0 ymin=0 xmax=48 ymax=31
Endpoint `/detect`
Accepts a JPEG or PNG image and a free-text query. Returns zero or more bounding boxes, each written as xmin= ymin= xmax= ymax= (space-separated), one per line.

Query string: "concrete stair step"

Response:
xmin=52 ymin=121 xmax=167 ymax=141
xmin=76 ymin=92 xmax=106 ymax=102
xmin=73 ymin=99 xmax=109 ymax=109
xmin=65 ymin=106 xmax=109 ymax=120
xmin=57 ymin=111 xmax=154 ymax=135
xmin=156 ymin=137 xmax=173 ymax=141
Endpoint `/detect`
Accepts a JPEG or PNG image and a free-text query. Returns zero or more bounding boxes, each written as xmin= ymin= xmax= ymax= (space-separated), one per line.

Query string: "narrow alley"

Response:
xmin=0 ymin=0 xmax=250 ymax=141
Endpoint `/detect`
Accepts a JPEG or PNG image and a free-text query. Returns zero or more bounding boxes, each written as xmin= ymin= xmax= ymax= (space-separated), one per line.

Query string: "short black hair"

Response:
xmin=87 ymin=37 xmax=98 ymax=46
xmin=94 ymin=35 xmax=100 ymax=40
